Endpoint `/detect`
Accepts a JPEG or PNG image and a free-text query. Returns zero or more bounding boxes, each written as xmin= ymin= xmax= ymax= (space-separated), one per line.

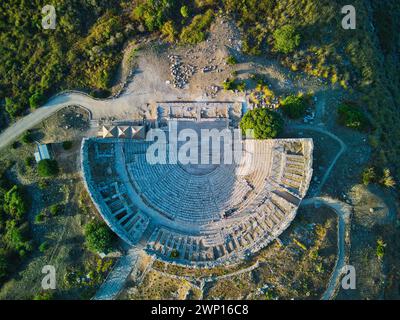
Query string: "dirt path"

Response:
xmin=301 ymin=197 xmax=351 ymax=300
xmin=291 ymin=124 xmax=347 ymax=197
xmin=291 ymin=93 xmax=352 ymax=300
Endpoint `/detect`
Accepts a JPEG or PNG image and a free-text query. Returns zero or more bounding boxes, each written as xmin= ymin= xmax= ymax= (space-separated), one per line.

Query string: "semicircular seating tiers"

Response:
xmin=81 ymin=136 xmax=313 ymax=267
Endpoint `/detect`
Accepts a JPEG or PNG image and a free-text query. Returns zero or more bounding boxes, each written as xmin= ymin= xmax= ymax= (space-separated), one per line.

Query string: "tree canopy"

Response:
xmin=37 ymin=159 xmax=59 ymax=177
xmin=84 ymin=221 xmax=115 ymax=254
xmin=4 ymin=186 xmax=26 ymax=221
xmin=273 ymin=25 xmax=301 ymax=54
xmin=337 ymin=103 xmax=369 ymax=131
xmin=280 ymin=95 xmax=307 ymax=119
xmin=240 ymin=108 xmax=284 ymax=139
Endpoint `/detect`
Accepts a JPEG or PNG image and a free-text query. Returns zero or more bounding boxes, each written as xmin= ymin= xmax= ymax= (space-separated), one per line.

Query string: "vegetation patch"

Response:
xmin=180 ymin=9 xmax=214 ymax=44
xmin=222 ymin=78 xmax=246 ymax=92
xmin=240 ymin=108 xmax=284 ymax=139
xmin=337 ymin=102 xmax=369 ymax=131
xmin=280 ymin=94 xmax=308 ymax=119
xmin=84 ymin=221 xmax=115 ymax=254
xmin=37 ymin=159 xmax=59 ymax=177
xmin=273 ymin=25 xmax=301 ymax=54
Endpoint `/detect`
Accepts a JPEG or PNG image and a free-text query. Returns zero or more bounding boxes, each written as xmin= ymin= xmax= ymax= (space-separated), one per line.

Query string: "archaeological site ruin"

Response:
xmin=81 ymin=102 xmax=313 ymax=267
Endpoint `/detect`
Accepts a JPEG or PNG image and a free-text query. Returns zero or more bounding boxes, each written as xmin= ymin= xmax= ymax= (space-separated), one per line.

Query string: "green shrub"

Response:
xmin=5 ymin=97 xmax=23 ymax=118
xmin=33 ymin=291 xmax=53 ymax=300
xmin=84 ymin=221 xmax=115 ymax=254
xmin=281 ymin=95 xmax=307 ymax=119
xmin=29 ymin=92 xmax=44 ymax=109
xmin=4 ymin=220 xmax=32 ymax=257
xmin=24 ymin=156 xmax=35 ymax=167
xmin=226 ymin=55 xmax=238 ymax=65
xmin=380 ymin=168 xmax=396 ymax=188
xmin=362 ymin=167 xmax=376 ymax=186
xmin=240 ymin=108 xmax=284 ymax=139
xmin=180 ymin=9 xmax=214 ymax=44
xmin=4 ymin=185 xmax=26 ymax=221
xmin=35 ymin=212 xmax=45 ymax=223
xmin=223 ymin=78 xmax=235 ymax=91
xmin=20 ymin=131 xmax=33 ymax=144
xmin=38 ymin=180 xmax=48 ymax=190
xmin=62 ymin=141 xmax=73 ymax=150
xmin=39 ymin=241 xmax=49 ymax=253
xmin=337 ymin=103 xmax=369 ymax=131
xmin=180 ymin=5 xmax=189 ymax=18
xmin=223 ymin=78 xmax=246 ymax=92
xmin=376 ymin=238 xmax=386 ymax=260
xmin=273 ymin=25 xmax=300 ymax=54
xmin=49 ymin=204 xmax=62 ymax=216
xmin=37 ymin=159 xmax=59 ymax=177
xmin=161 ymin=20 xmax=177 ymax=42
xmin=131 ymin=0 xmax=182 ymax=32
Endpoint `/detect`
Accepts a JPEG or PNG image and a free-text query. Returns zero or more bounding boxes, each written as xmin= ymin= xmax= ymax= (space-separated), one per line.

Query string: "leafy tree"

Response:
xmin=37 ymin=160 xmax=59 ymax=177
xmin=180 ymin=9 xmax=214 ymax=44
xmin=4 ymin=185 xmax=26 ymax=221
xmin=195 ymin=0 xmax=216 ymax=8
xmin=161 ymin=21 xmax=177 ymax=42
xmin=240 ymin=108 xmax=284 ymax=139
xmin=84 ymin=221 xmax=114 ymax=254
xmin=29 ymin=92 xmax=44 ymax=110
xmin=4 ymin=220 xmax=32 ymax=257
xmin=380 ymin=168 xmax=396 ymax=188
xmin=5 ymin=97 xmax=22 ymax=118
xmin=20 ymin=131 xmax=33 ymax=144
xmin=273 ymin=25 xmax=300 ymax=54
xmin=362 ymin=167 xmax=376 ymax=186
xmin=132 ymin=0 xmax=183 ymax=32
xmin=281 ymin=95 xmax=307 ymax=119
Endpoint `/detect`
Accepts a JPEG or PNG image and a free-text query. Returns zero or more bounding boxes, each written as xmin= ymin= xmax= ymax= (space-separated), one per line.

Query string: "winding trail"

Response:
xmin=301 ymin=197 xmax=351 ymax=300
xmin=292 ymin=120 xmax=351 ymax=300
xmin=291 ymin=124 xmax=347 ymax=197
xmin=0 ymin=93 xmax=99 ymax=150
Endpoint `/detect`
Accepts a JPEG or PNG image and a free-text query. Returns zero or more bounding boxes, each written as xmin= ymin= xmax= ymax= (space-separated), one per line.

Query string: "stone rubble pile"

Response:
xmin=168 ymin=54 xmax=196 ymax=89
xmin=202 ymin=65 xmax=218 ymax=73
